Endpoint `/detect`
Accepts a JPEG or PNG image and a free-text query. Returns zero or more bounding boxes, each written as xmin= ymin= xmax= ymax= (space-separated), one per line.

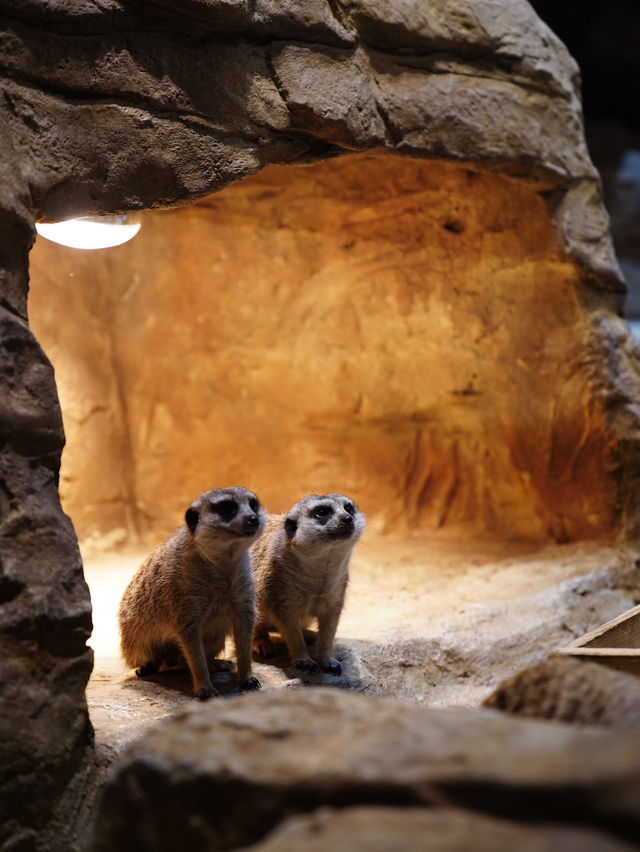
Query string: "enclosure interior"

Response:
xmin=28 ymin=152 xmax=617 ymax=551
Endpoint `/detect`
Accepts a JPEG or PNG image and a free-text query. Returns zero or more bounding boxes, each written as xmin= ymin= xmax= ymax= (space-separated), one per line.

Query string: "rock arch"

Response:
xmin=1 ymin=1 xmax=640 ymax=847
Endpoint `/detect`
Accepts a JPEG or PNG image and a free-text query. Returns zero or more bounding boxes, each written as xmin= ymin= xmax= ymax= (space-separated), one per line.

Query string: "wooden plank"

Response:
xmin=552 ymin=647 xmax=640 ymax=657
xmin=551 ymin=604 xmax=640 ymax=677
xmin=550 ymin=647 xmax=640 ymax=676
xmin=562 ymin=604 xmax=640 ymax=650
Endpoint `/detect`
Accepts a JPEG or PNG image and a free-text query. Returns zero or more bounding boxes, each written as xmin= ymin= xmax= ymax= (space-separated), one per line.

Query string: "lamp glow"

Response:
xmin=35 ymin=214 xmax=141 ymax=250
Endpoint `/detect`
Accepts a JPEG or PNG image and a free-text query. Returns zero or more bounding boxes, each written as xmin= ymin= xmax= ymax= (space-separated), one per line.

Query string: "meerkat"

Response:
xmin=251 ymin=493 xmax=365 ymax=676
xmin=118 ymin=487 xmax=265 ymax=700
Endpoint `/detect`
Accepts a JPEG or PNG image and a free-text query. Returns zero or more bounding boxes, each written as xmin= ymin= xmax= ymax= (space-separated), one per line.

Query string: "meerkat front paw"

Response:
xmin=239 ymin=676 xmax=261 ymax=691
xmin=196 ymin=683 xmax=219 ymax=701
xmin=322 ymin=660 xmax=342 ymax=676
xmin=294 ymin=657 xmax=321 ymax=674
xmin=208 ymin=658 xmax=232 ymax=672
xmin=135 ymin=661 xmax=159 ymax=677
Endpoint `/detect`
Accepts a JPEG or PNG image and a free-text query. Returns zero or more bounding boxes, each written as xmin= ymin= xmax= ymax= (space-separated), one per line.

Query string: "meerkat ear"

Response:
xmin=284 ymin=516 xmax=298 ymax=540
xmin=185 ymin=506 xmax=199 ymax=535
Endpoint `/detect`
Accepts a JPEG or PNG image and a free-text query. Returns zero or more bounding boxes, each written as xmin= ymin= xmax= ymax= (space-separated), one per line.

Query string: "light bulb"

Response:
xmin=35 ymin=214 xmax=142 ymax=250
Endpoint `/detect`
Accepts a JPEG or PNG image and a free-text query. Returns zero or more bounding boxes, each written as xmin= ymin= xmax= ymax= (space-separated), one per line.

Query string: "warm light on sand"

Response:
xmin=36 ymin=215 xmax=141 ymax=249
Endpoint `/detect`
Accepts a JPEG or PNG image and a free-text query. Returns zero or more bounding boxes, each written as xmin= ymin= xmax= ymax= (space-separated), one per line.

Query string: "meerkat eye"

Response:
xmin=248 ymin=497 xmax=260 ymax=513
xmin=312 ymin=505 xmax=333 ymax=520
xmin=344 ymin=502 xmax=356 ymax=516
xmin=212 ymin=499 xmax=238 ymax=520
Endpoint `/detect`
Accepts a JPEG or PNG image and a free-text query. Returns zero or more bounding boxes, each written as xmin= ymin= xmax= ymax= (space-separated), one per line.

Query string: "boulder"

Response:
xmin=350 ymin=571 xmax=634 ymax=705
xmin=483 ymin=656 xmax=640 ymax=728
xmin=91 ymin=688 xmax=640 ymax=851
xmin=243 ymin=806 xmax=637 ymax=852
xmin=1 ymin=1 xmax=640 ymax=849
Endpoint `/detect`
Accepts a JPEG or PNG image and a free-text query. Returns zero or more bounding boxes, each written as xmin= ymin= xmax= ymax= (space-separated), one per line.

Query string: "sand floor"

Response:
xmin=84 ymin=531 xmax=635 ymax=753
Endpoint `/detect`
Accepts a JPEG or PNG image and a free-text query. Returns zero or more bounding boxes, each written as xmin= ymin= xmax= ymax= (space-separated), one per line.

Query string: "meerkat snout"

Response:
xmin=251 ymin=493 xmax=365 ymax=676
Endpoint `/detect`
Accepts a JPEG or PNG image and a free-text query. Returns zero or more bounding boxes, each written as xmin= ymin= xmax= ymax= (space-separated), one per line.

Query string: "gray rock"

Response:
xmin=0 ymin=1 xmax=639 ymax=849
xmin=249 ymin=0 xmax=356 ymax=45
xmin=91 ymin=688 xmax=640 ymax=851
xmin=270 ymin=44 xmax=387 ymax=146
xmin=244 ymin=806 xmax=638 ymax=852
xmin=0 ymin=311 xmax=93 ymax=846
xmin=350 ymin=572 xmax=634 ymax=706
xmin=484 ymin=656 xmax=640 ymax=728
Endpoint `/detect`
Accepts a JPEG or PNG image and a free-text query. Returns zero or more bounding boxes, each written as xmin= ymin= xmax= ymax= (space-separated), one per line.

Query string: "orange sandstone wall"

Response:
xmin=28 ymin=154 xmax=618 ymax=544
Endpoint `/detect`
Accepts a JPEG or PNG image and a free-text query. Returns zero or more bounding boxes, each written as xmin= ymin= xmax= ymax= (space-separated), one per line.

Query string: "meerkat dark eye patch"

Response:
xmin=311 ymin=504 xmax=333 ymax=522
xmin=284 ymin=517 xmax=298 ymax=540
xmin=185 ymin=507 xmax=199 ymax=535
xmin=212 ymin=499 xmax=238 ymax=520
xmin=249 ymin=497 xmax=260 ymax=513
xmin=344 ymin=502 xmax=356 ymax=515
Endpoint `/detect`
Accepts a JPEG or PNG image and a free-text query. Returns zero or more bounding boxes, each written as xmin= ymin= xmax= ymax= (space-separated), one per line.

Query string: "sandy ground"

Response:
xmin=84 ymin=530 xmax=636 ymax=753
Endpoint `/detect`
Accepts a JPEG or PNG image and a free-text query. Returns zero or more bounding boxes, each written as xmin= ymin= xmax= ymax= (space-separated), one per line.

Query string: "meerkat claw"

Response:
xmin=239 ymin=676 xmax=261 ymax=691
xmin=295 ymin=658 xmax=321 ymax=673
xmin=197 ymin=685 xmax=219 ymax=701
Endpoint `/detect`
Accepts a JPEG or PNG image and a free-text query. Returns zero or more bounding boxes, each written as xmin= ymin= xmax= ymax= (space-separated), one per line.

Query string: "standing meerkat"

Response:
xmin=118 ymin=486 xmax=265 ymax=700
xmin=251 ymin=493 xmax=365 ymax=675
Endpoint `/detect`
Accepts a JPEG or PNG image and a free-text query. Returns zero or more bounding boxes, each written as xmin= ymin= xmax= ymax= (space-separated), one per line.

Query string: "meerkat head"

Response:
xmin=283 ymin=493 xmax=365 ymax=556
xmin=185 ymin=487 xmax=265 ymax=555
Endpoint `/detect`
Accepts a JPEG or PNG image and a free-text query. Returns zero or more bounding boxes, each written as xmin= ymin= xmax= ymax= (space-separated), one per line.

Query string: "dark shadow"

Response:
xmin=121 ymin=662 xmax=245 ymax=699
xmin=253 ymin=636 xmax=381 ymax=694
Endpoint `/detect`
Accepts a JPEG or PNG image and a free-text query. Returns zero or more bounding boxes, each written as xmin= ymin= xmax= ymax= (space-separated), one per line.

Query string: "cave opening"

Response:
xmin=25 ymin=149 xmax=630 ymax=723
xmin=29 ymin=152 xmax=617 ymax=549
xmin=5 ymin=3 xmax=640 ymax=847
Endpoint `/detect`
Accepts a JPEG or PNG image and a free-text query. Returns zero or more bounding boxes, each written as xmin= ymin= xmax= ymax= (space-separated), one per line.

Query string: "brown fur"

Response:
xmin=118 ymin=487 xmax=265 ymax=700
xmin=251 ymin=493 xmax=365 ymax=676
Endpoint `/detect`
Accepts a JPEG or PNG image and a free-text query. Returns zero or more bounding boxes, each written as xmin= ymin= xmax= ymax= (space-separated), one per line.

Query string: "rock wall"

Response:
xmin=1 ymin=0 xmax=640 ymax=848
xmin=0 ymin=115 xmax=92 ymax=849
xmin=28 ymin=154 xmax=625 ymax=543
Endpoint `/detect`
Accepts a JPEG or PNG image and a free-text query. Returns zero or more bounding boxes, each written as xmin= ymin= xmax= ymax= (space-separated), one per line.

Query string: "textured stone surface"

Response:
xmin=7 ymin=0 xmax=640 ymax=551
xmin=91 ymin=688 xmax=640 ymax=851
xmin=350 ymin=570 xmax=635 ymax=706
xmin=483 ymin=656 xmax=640 ymax=728
xmin=0 ymin=0 xmax=621 ymax=282
xmin=244 ymin=806 xmax=638 ymax=852
xmin=0 ymin=229 xmax=93 ymax=846
xmin=82 ymin=540 xmax=637 ymax=759
xmin=26 ymin=155 xmax=630 ymax=544
xmin=0 ymin=71 xmax=93 ymax=846
xmin=1 ymin=0 xmax=640 ymax=849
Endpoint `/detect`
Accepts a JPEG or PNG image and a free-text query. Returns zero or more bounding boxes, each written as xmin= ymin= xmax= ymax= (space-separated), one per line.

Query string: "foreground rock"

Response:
xmin=484 ymin=656 xmax=640 ymax=728
xmin=87 ymin=641 xmax=379 ymax=755
xmin=0 ymin=192 xmax=93 ymax=848
xmin=2 ymin=0 xmax=640 ymax=848
xmin=244 ymin=806 xmax=637 ymax=852
xmin=91 ymin=688 xmax=640 ymax=851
